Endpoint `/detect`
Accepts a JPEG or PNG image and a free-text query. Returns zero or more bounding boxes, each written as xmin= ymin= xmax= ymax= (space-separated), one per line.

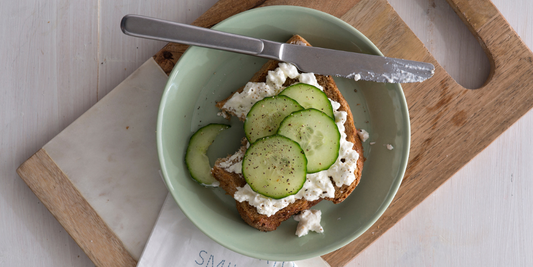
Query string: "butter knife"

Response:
xmin=121 ymin=14 xmax=435 ymax=83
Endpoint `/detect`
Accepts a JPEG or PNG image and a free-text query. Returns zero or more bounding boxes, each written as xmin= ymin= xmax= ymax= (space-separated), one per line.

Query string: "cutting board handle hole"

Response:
xmin=389 ymin=0 xmax=491 ymax=89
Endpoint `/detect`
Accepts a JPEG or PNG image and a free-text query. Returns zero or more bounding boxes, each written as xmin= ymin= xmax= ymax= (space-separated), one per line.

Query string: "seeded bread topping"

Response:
xmin=211 ymin=34 xmax=364 ymax=233
xmin=220 ymin=63 xmax=359 ymax=216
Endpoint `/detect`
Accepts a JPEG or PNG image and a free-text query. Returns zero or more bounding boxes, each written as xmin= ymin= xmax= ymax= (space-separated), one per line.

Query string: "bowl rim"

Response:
xmin=156 ymin=5 xmax=411 ymax=261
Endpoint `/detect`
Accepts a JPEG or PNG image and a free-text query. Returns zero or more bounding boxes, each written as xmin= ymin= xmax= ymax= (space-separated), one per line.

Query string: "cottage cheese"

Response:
xmin=294 ymin=209 xmax=324 ymax=237
xmin=217 ymin=147 xmax=246 ymax=174
xmin=278 ymin=62 xmax=300 ymax=79
xmin=220 ymin=63 xmax=359 ymax=217
xmin=222 ymin=82 xmax=277 ymax=119
xmin=358 ymin=129 xmax=369 ymax=142
xmin=297 ymin=73 xmax=323 ymax=90
xmin=222 ymin=63 xmax=323 ymax=119
xmin=222 ymin=63 xmax=299 ymax=119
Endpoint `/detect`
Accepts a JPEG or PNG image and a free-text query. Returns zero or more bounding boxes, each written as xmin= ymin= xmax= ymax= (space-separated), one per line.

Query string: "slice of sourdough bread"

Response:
xmin=212 ymin=35 xmax=364 ymax=232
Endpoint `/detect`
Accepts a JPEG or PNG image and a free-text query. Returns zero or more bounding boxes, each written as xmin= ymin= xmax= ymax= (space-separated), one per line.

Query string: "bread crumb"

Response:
xmin=386 ymin=144 xmax=394 ymax=150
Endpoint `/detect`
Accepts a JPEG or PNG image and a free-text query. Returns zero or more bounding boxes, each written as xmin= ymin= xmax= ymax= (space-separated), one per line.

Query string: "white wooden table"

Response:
xmin=1 ymin=0 xmax=532 ymax=266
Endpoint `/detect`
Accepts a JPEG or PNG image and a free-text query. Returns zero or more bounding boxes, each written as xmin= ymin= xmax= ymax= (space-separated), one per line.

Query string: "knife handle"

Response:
xmin=121 ymin=14 xmax=266 ymax=56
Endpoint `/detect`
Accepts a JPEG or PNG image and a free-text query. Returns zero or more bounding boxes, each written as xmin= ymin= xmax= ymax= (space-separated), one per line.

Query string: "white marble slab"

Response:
xmin=44 ymin=58 xmax=169 ymax=259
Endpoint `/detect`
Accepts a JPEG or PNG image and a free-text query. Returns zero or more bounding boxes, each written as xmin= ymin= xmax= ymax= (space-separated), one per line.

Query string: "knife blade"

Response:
xmin=121 ymin=14 xmax=435 ymax=83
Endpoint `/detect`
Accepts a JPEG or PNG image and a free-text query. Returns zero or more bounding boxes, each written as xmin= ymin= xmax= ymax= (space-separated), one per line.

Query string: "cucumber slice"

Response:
xmin=279 ymin=83 xmax=334 ymax=118
xmin=242 ymin=135 xmax=307 ymax=199
xmin=244 ymin=96 xmax=303 ymax=143
xmin=278 ymin=109 xmax=340 ymax=173
xmin=185 ymin=123 xmax=230 ymax=186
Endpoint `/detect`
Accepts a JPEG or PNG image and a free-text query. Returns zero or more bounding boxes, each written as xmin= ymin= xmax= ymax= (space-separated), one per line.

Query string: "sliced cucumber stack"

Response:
xmin=279 ymin=83 xmax=334 ymax=118
xmin=242 ymin=135 xmax=307 ymax=199
xmin=185 ymin=124 xmax=230 ymax=186
xmin=278 ymin=109 xmax=340 ymax=173
xmin=244 ymin=96 xmax=303 ymax=143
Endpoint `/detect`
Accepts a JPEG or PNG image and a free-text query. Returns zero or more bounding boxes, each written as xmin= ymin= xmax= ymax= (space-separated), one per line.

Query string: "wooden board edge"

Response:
xmin=16 ymin=149 xmax=136 ymax=267
xmin=323 ymin=0 xmax=533 ymax=265
xmin=153 ymin=0 xmax=266 ymax=74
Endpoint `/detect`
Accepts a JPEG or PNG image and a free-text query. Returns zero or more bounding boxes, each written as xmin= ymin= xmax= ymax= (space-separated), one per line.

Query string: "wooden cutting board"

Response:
xmin=17 ymin=0 xmax=533 ymax=266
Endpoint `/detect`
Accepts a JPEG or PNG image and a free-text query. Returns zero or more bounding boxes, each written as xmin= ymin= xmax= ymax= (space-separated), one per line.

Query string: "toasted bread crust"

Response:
xmin=213 ymin=151 xmax=323 ymax=231
xmin=212 ymin=35 xmax=364 ymax=231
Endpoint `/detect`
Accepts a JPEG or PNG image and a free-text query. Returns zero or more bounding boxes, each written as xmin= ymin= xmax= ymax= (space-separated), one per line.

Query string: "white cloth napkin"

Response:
xmin=137 ymin=192 xmax=330 ymax=267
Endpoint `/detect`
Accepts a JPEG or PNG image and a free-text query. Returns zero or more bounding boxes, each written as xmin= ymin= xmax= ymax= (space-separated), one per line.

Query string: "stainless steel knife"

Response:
xmin=121 ymin=14 xmax=435 ymax=83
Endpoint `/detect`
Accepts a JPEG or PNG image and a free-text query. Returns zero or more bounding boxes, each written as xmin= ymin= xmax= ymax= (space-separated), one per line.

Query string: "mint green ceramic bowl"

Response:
xmin=157 ymin=6 xmax=410 ymax=261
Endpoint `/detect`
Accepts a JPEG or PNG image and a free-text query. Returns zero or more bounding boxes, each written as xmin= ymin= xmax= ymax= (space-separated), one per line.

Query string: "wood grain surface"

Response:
xmin=154 ymin=0 xmax=267 ymax=74
xmin=324 ymin=0 xmax=533 ymax=266
xmin=152 ymin=0 xmax=533 ymax=266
